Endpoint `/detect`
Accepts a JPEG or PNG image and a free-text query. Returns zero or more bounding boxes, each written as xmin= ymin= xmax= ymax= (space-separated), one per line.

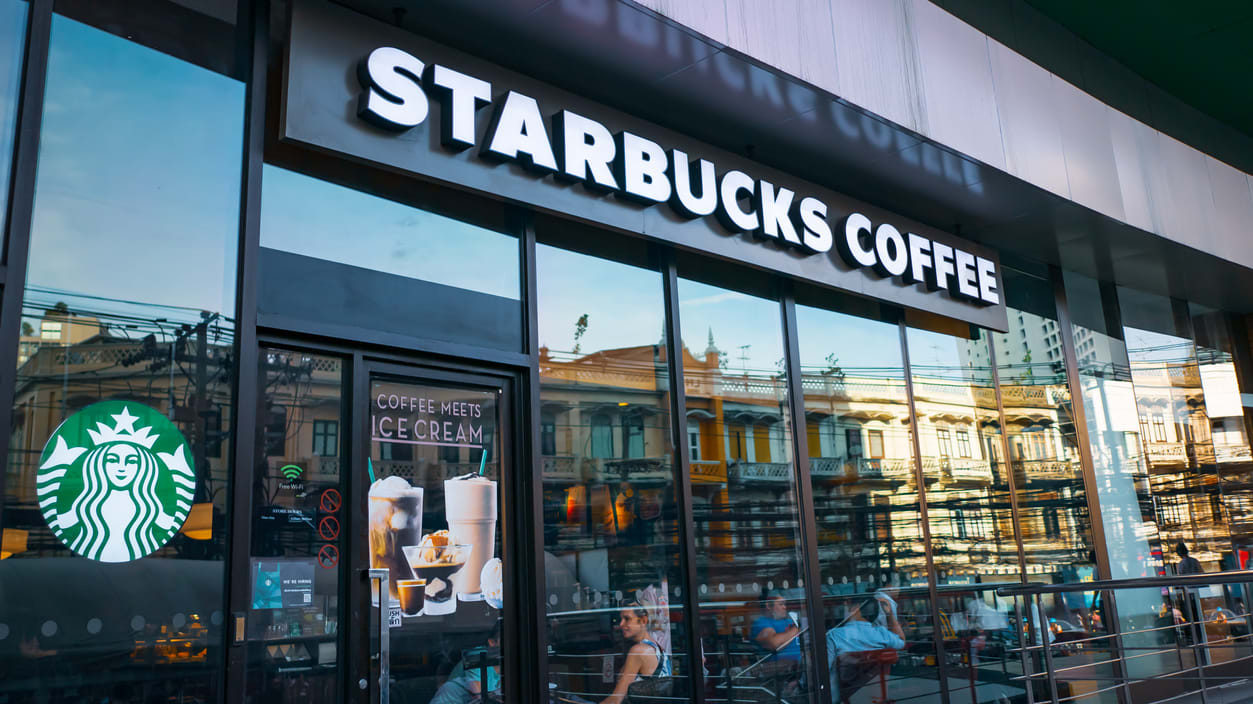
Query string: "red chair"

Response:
xmin=849 ymin=649 xmax=899 ymax=704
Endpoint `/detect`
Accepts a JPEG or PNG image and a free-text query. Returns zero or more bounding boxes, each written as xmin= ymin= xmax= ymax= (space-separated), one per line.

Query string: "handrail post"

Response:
xmin=1036 ymin=596 xmax=1062 ymax=704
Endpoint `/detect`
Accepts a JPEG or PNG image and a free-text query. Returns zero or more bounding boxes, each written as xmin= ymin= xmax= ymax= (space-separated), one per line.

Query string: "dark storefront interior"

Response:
xmin=2 ymin=2 xmax=1253 ymax=704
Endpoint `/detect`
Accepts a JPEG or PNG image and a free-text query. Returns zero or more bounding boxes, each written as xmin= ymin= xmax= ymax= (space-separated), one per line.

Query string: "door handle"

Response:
xmin=368 ymin=568 xmax=390 ymax=704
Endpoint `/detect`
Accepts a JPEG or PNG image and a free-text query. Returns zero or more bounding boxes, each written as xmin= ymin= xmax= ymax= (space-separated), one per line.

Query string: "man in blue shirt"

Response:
xmin=827 ymin=597 xmax=905 ymax=702
xmin=750 ymin=593 xmax=802 ymax=662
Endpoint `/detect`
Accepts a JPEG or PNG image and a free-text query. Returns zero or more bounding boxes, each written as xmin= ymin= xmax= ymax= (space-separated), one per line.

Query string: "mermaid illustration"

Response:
xmin=38 ymin=404 xmax=195 ymax=562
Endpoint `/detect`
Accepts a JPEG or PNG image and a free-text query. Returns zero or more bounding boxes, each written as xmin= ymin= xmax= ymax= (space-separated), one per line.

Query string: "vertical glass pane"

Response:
xmin=537 ymin=245 xmax=688 ymax=703
xmin=0 ymin=0 xmax=25 ymax=234
xmin=906 ymin=327 xmax=1014 ymax=581
xmin=995 ymin=270 xmax=1096 ymax=582
xmin=368 ymin=378 xmax=505 ymax=703
xmin=995 ymin=270 xmax=1113 ymax=701
xmin=1 ymin=14 xmax=242 ymax=701
xmin=1119 ymin=287 xmax=1229 ymax=577
xmin=1192 ymin=305 xmax=1253 ymax=572
xmin=908 ymin=325 xmax=1026 ymax=702
xmin=797 ymin=306 xmax=946 ymax=703
xmin=678 ymin=279 xmax=815 ymax=703
xmin=1063 ymin=273 xmax=1173 ymax=683
xmin=246 ymin=350 xmax=345 ymax=702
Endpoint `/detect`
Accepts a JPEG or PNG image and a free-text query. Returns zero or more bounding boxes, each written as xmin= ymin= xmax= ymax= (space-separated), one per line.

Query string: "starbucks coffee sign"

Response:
xmin=37 ymin=402 xmax=196 ymax=562
xmin=281 ymin=0 xmax=1009 ymax=331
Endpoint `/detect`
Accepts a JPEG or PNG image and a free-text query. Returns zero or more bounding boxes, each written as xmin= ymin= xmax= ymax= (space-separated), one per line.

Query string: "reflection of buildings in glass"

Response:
xmin=538 ymin=340 xmax=677 ymax=590
xmin=10 ymin=305 xmax=234 ymax=558
xmin=1126 ymin=343 xmax=1235 ymax=573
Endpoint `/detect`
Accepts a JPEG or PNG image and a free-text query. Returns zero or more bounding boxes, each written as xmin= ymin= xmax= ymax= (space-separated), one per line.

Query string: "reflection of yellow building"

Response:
xmin=8 ymin=310 xmax=235 ymax=558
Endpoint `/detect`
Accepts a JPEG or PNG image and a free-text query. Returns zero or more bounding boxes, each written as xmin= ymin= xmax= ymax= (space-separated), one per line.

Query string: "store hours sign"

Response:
xmin=282 ymin=0 xmax=1009 ymax=330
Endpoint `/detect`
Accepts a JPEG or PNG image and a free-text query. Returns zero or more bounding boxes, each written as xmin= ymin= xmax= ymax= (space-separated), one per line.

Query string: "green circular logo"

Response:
xmin=36 ymin=401 xmax=196 ymax=562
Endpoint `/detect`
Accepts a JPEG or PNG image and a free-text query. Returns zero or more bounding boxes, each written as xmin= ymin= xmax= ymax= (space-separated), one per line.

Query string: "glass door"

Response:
xmin=359 ymin=365 xmax=508 ymax=704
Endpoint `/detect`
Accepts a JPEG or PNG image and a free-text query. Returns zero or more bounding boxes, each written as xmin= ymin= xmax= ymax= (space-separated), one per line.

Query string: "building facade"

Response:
xmin=1 ymin=1 xmax=1252 ymax=703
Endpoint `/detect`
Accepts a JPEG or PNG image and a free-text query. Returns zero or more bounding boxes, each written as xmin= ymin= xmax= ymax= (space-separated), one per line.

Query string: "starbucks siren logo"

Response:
xmin=37 ymin=401 xmax=196 ymax=562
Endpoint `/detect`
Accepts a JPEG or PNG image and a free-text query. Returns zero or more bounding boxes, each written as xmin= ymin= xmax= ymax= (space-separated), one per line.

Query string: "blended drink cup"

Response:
xmin=368 ymin=475 xmax=424 ymax=602
xmin=444 ymin=474 xmax=497 ymax=600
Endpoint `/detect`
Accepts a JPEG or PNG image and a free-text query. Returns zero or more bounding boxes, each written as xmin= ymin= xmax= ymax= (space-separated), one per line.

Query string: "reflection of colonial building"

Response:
xmin=1126 ymin=350 xmax=1248 ymax=572
xmin=9 ymin=309 xmax=235 ymax=557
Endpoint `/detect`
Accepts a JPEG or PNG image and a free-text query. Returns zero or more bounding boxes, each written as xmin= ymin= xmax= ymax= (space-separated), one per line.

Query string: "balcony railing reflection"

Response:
xmin=942 ymin=457 xmax=993 ymax=483
xmin=543 ymin=455 xmax=579 ymax=484
xmin=854 ymin=457 xmax=913 ymax=481
xmin=1019 ymin=458 xmax=1078 ymax=481
xmin=728 ymin=460 xmax=791 ymax=485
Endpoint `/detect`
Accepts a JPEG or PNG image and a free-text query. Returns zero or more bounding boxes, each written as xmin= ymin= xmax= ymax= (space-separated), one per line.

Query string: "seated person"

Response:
xmin=430 ymin=624 xmax=502 ymax=704
xmin=600 ymin=600 xmax=670 ymax=704
xmin=750 ymin=593 xmax=802 ymax=665
xmin=827 ymin=597 xmax=905 ymax=703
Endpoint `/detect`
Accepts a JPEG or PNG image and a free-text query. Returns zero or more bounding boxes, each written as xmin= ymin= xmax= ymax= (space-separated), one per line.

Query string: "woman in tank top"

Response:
xmin=600 ymin=600 xmax=671 ymax=704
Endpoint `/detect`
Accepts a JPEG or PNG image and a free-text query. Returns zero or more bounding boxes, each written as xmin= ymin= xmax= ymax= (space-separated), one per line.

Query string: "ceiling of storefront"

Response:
xmin=1025 ymin=0 xmax=1253 ymax=141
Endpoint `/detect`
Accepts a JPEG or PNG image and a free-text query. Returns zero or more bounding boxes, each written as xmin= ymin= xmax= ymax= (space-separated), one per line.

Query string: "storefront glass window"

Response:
xmin=678 ymin=278 xmax=815 ymax=703
xmin=1119 ymin=287 xmax=1231 ymax=575
xmin=537 ymin=245 xmax=689 ymax=702
xmin=796 ymin=304 xmax=947 ymax=703
xmin=1191 ymin=305 xmax=1253 ymax=571
xmin=0 ymin=0 xmax=25 ymax=238
xmin=1063 ymin=273 xmax=1175 ymax=684
xmin=258 ymin=165 xmax=521 ymax=351
xmin=907 ymin=323 xmax=1025 ymax=701
xmin=0 ymin=13 xmax=242 ymax=701
xmin=245 ymin=350 xmax=345 ymax=703
xmin=994 ymin=269 xmax=1096 ymax=583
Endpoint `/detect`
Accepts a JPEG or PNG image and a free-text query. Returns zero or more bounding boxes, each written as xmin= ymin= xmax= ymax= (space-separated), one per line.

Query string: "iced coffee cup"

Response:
xmin=444 ymin=474 xmax=497 ymax=601
xmin=368 ymin=475 xmax=424 ymax=602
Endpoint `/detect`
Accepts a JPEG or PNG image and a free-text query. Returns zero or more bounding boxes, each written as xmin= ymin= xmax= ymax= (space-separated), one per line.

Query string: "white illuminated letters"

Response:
xmin=553 ymin=110 xmax=618 ymax=190
xmin=797 ymin=197 xmax=832 ymax=253
xmin=756 ymin=181 xmax=800 ymax=244
xmin=716 ymin=170 xmax=759 ymax=232
xmin=873 ymin=223 xmax=908 ymax=277
xmin=614 ymin=132 xmax=671 ymax=203
xmin=353 ymin=44 xmax=1003 ymax=309
xmin=669 ymin=150 xmax=718 ymax=217
xmin=357 ymin=47 xmax=429 ymax=129
xmin=838 ymin=213 xmax=877 ymax=268
xmin=426 ymin=64 xmax=490 ymax=148
xmin=482 ymin=91 xmax=558 ymax=172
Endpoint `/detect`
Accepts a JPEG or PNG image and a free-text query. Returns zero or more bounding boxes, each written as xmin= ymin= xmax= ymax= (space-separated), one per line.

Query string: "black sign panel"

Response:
xmin=282 ymin=0 xmax=1009 ymax=331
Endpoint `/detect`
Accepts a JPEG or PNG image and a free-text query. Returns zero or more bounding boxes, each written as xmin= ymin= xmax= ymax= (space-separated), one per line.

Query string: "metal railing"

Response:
xmin=996 ymin=571 xmax=1253 ymax=704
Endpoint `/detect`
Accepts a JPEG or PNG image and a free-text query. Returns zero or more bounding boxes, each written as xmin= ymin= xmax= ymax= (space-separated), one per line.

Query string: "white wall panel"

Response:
xmin=910 ymin=0 xmax=1005 ymax=170
xmin=829 ymin=0 xmax=922 ymax=133
xmin=987 ymin=40 xmax=1068 ymax=197
xmin=1142 ymin=133 xmax=1217 ymax=254
xmin=1206 ymin=156 xmax=1253 ymax=263
xmin=633 ymin=0 xmax=729 ymax=46
xmin=1052 ymin=77 xmax=1124 ymax=222
xmin=1107 ymin=108 xmax=1155 ymax=233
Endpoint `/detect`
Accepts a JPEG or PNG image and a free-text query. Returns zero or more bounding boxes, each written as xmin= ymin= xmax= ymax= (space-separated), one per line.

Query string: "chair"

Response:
xmin=838 ymin=649 xmax=898 ymax=704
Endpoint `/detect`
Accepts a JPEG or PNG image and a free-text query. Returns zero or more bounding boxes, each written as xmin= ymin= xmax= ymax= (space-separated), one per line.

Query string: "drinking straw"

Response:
xmin=368 ymin=456 xmax=376 ymax=483
xmin=478 ymin=450 xmax=487 ymax=476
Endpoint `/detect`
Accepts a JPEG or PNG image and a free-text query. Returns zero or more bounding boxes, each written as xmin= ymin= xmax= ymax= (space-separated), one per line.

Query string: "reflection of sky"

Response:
xmin=1124 ymin=326 xmax=1194 ymax=364
xmin=794 ymin=304 xmax=902 ymax=378
xmin=0 ymin=1 xmax=26 ymax=223
xmin=261 ymin=165 xmax=519 ymax=301
xmin=25 ymin=16 xmax=243 ymax=326
xmin=906 ymin=326 xmax=989 ymax=383
xmin=678 ymin=278 xmax=783 ymax=373
xmin=536 ymin=244 xmax=662 ymax=353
